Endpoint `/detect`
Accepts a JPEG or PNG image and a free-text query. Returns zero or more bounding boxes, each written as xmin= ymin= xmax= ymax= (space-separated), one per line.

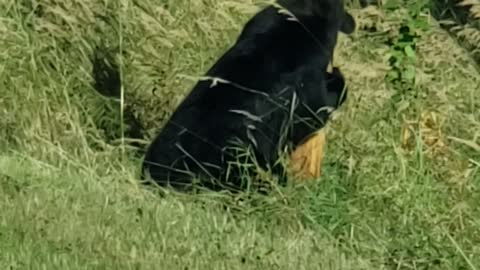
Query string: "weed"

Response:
xmin=383 ymin=0 xmax=431 ymax=108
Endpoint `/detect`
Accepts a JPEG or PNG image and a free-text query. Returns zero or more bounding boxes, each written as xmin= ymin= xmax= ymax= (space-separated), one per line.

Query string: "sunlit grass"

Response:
xmin=0 ymin=0 xmax=479 ymax=269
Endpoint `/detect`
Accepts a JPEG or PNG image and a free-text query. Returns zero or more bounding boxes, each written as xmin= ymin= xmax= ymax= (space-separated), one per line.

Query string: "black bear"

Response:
xmin=141 ymin=0 xmax=356 ymax=192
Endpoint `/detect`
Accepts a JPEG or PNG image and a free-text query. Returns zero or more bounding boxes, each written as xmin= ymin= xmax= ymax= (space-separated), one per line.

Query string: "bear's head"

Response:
xmin=277 ymin=0 xmax=356 ymax=35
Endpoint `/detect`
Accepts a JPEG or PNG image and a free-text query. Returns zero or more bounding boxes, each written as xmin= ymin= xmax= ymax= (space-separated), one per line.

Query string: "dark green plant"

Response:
xmin=384 ymin=0 xmax=431 ymax=106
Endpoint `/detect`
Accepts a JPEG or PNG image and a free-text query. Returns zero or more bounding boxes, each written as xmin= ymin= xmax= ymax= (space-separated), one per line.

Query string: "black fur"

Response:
xmin=141 ymin=0 xmax=356 ymax=192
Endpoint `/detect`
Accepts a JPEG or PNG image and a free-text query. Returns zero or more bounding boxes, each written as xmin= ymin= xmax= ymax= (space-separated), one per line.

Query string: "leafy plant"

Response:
xmin=384 ymin=0 xmax=430 ymax=107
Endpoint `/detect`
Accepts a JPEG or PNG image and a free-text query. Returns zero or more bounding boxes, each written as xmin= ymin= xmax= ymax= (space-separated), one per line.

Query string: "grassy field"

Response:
xmin=1 ymin=0 xmax=480 ymax=269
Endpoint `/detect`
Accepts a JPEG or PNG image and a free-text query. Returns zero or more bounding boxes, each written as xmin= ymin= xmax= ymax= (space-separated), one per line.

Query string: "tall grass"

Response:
xmin=0 ymin=0 xmax=479 ymax=269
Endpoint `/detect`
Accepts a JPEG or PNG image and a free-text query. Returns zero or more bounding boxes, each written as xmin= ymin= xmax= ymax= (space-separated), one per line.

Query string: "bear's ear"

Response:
xmin=340 ymin=12 xmax=356 ymax=34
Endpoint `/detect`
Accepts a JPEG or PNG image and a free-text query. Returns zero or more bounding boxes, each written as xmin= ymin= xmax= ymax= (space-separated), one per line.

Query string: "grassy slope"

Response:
xmin=1 ymin=0 xmax=479 ymax=269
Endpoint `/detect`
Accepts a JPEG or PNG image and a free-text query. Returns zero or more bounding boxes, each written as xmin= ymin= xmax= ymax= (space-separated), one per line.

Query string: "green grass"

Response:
xmin=1 ymin=0 xmax=480 ymax=269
